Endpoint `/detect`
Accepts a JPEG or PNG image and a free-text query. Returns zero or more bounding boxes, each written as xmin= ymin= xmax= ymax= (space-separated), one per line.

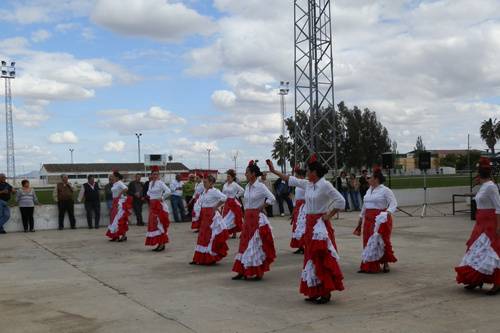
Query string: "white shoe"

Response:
xmin=280 ymin=213 xmax=285 ymax=217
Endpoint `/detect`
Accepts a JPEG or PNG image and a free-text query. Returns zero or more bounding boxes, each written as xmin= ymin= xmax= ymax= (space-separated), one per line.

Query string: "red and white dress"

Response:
xmin=222 ymin=181 xmax=245 ymax=234
xmin=288 ymin=176 xmax=346 ymax=298
xmin=191 ymin=182 xmax=205 ymax=230
xmin=455 ymin=181 xmax=500 ymax=286
xmin=359 ymin=185 xmax=398 ymax=273
xmin=232 ymin=181 xmax=276 ymax=278
xmin=192 ymin=188 xmax=229 ymax=265
xmin=290 ymin=186 xmax=306 ymax=249
xmin=106 ymin=181 xmax=132 ymax=240
xmin=145 ymin=180 xmax=171 ymax=247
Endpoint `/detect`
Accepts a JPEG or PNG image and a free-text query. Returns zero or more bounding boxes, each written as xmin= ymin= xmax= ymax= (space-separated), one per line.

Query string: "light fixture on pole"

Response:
xmin=1 ymin=60 xmax=16 ymax=183
xmin=135 ymin=133 xmax=142 ymax=163
xmin=207 ymin=148 xmax=212 ymax=170
xmin=232 ymin=151 xmax=239 ymax=172
xmin=69 ymin=148 xmax=75 ymax=164
xmin=279 ymin=81 xmax=290 ymax=173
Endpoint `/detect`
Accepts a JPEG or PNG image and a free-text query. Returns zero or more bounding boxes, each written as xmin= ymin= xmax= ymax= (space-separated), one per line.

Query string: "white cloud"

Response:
xmin=31 ymin=29 xmax=51 ymax=43
xmin=13 ymin=100 xmax=50 ymax=128
xmin=91 ymin=0 xmax=216 ymax=42
xmin=0 ymin=0 xmax=94 ymax=24
xmin=48 ymin=131 xmax=79 ymax=144
xmin=99 ymin=106 xmax=186 ymax=134
xmin=103 ymin=140 xmax=125 ymax=152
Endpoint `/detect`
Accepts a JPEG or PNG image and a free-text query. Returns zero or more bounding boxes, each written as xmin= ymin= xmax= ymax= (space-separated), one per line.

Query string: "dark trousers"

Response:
xmin=171 ymin=195 xmax=185 ymax=222
xmin=277 ymin=194 xmax=294 ymax=215
xmin=20 ymin=207 xmax=34 ymax=231
xmin=185 ymin=195 xmax=193 ymax=217
xmin=84 ymin=201 xmax=101 ymax=228
xmin=265 ymin=205 xmax=274 ymax=218
xmin=58 ymin=200 xmax=76 ymax=229
xmin=132 ymin=199 xmax=144 ymax=225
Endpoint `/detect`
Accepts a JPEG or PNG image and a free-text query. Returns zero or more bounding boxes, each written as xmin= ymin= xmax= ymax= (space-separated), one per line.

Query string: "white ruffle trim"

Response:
xmin=312 ymin=218 xmax=339 ymax=260
xmin=459 ymin=233 xmax=500 ymax=275
xmin=192 ymin=199 xmax=202 ymax=222
xmin=361 ymin=212 xmax=388 ymax=263
xmin=107 ymin=196 xmax=126 ymax=234
xmin=234 ymin=213 xmax=272 ymax=268
xmin=292 ymin=204 xmax=306 ymax=241
xmin=195 ymin=212 xmax=226 ymax=255
xmin=223 ymin=211 xmax=236 ymax=230
xmin=301 ymin=259 xmax=321 ymax=287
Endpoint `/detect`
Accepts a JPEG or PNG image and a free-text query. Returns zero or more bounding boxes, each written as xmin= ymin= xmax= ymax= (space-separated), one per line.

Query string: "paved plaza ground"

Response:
xmin=1 ymin=204 xmax=499 ymax=333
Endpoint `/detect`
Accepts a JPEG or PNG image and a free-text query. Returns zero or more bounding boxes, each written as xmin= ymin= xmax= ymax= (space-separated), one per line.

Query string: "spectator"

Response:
xmin=274 ymin=178 xmax=294 ymax=217
xmin=349 ymin=173 xmax=361 ymax=211
xmin=78 ymin=175 xmax=101 ymax=229
xmin=53 ymin=174 xmax=76 ymax=230
xmin=170 ymin=174 xmax=186 ymax=222
xmin=359 ymin=169 xmax=369 ymax=202
xmin=260 ymin=172 xmax=274 ymax=217
xmin=16 ymin=179 xmax=39 ymax=232
xmin=128 ymin=174 xmax=145 ymax=226
xmin=183 ymin=174 xmax=196 ymax=218
xmin=103 ymin=176 xmax=113 ymax=211
xmin=336 ymin=171 xmax=350 ymax=211
xmin=0 ymin=173 xmax=15 ymax=234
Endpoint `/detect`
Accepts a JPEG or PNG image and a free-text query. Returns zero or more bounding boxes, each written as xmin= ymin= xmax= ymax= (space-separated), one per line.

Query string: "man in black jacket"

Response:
xmin=78 ymin=175 xmax=101 ymax=229
xmin=128 ymin=174 xmax=145 ymax=226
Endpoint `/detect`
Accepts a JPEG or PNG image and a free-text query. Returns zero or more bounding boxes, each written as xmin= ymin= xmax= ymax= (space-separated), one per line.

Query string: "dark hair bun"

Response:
xmin=247 ymin=161 xmax=263 ymax=177
xmin=308 ymin=161 xmax=328 ymax=178
xmin=113 ymin=171 xmax=124 ymax=180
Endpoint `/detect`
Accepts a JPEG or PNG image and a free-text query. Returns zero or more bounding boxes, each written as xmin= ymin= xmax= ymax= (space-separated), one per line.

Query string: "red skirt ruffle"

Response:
xmin=290 ymin=200 xmax=305 ymax=249
xmin=192 ymin=207 xmax=229 ymax=265
xmin=232 ymin=209 xmax=276 ymax=278
xmin=145 ymin=199 xmax=170 ymax=246
xmin=455 ymin=209 xmax=500 ymax=285
xmin=300 ymin=214 xmax=344 ymax=298
xmin=360 ymin=209 xmax=397 ymax=273
xmin=106 ymin=196 xmax=132 ymax=239
xmin=223 ymin=198 xmax=243 ymax=234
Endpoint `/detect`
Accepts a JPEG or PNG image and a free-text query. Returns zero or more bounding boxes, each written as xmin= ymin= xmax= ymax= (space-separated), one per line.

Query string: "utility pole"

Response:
xmin=279 ymin=81 xmax=290 ymax=174
xmin=69 ymin=148 xmax=75 ymax=164
xmin=135 ymin=133 xmax=142 ymax=163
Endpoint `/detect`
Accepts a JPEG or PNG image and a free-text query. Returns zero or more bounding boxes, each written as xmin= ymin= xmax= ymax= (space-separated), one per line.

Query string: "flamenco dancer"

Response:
xmin=190 ymin=174 xmax=205 ymax=232
xmin=356 ymin=166 xmax=398 ymax=273
xmin=268 ymin=156 xmax=345 ymax=304
xmin=232 ymin=160 xmax=276 ymax=281
xmin=190 ymin=175 xmax=229 ymax=265
xmin=106 ymin=171 xmax=132 ymax=242
xmin=222 ymin=169 xmax=245 ymax=238
xmin=455 ymin=157 xmax=500 ymax=295
xmin=290 ymin=166 xmax=307 ymax=254
xmin=145 ymin=166 xmax=171 ymax=252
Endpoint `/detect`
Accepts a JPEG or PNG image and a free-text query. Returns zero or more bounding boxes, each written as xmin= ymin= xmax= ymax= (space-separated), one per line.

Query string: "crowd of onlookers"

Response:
xmin=0 ymin=169 xmax=372 ymax=235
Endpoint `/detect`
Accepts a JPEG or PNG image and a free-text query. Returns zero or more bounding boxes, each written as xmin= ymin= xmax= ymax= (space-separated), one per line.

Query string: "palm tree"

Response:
xmin=480 ymin=118 xmax=499 ymax=154
xmin=271 ymin=135 xmax=292 ymax=173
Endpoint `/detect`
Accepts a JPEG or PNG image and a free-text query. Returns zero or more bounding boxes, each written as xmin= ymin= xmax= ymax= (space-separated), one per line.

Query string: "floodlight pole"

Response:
xmin=135 ymin=133 xmax=142 ymax=163
xmin=207 ymin=149 xmax=212 ymax=170
xmin=69 ymin=148 xmax=75 ymax=164
xmin=279 ymin=81 xmax=290 ymax=174
xmin=1 ymin=60 xmax=16 ymax=183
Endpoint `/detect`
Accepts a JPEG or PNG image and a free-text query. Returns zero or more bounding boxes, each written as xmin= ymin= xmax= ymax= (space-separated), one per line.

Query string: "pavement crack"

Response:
xmin=26 ymin=236 xmax=197 ymax=333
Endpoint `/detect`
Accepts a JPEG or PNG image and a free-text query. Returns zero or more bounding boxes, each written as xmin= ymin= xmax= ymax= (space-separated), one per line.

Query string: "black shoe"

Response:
xmin=0 ymin=230 xmax=6 ymax=234
xmin=109 ymin=238 xmax=118 ymax=242
xmin=95 ymin=226 xmax=100 ymax=229
xmin=30 ymin=230 xmax=35 ymax=232
xmin=137 ymin=222 xmax=145 ymax=226
xmin=465 ymin=283 xmax=484 ymax=290
xmin=313 ymin=294 xmax=331 ymax=304
xmin=24 ymin=230 xmax=28 ymax=233
xmin=189 ymin=261 xmax=197 ymax=265
xmin=88 ymin=226 xmax=93 ymax=229
xmin=118 ymin=236 xmax=127 ymax=242
xmin=486 ymin=286 xmax=500 ymax=296
xmin=71 ymin=226 xmax=76 ymax=230
xmin=232 ymin=274 xmax=244 ymax=280
xmin=293 ymin=248 xmax=304 ymax=254
xmin=58 ymin=227 xmax=63 ymax=230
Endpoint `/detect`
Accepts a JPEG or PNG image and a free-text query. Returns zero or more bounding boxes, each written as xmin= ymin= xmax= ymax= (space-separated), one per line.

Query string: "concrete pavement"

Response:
xmin=1 ymin=205 xmax=499 ymax=333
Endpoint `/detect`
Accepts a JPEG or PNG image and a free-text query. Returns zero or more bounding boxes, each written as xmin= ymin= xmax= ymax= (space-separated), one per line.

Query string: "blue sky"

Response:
xmin=0 ymin=0 xmax=499 ymax=174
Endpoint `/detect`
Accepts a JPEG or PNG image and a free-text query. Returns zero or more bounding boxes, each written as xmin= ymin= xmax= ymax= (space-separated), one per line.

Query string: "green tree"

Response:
xmin=440 ymin=153 xmax=458 ymax=168
xmin=271 ymin=135 xmax=293 ymax=172
xmin=414 ymin=136 xmax=426 ymax=152
xmin=480 ymin=118 xmax=499 ymax=154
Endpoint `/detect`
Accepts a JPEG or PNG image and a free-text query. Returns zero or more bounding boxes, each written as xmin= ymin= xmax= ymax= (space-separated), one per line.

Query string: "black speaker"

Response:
xmin=418 ymin=151 xmax=431 ymax=170
xmin=382 ymin=152 xmax=394 ymax=169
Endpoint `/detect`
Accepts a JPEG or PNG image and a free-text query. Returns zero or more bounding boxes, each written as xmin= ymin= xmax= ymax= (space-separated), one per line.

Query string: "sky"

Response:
xmin=0 ymin=0 xmax=499 ymax=174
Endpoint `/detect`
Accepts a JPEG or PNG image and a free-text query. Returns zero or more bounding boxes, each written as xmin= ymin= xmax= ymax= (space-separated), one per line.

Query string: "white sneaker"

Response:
xmin=280 ymin=213 xmax=285 ymax=217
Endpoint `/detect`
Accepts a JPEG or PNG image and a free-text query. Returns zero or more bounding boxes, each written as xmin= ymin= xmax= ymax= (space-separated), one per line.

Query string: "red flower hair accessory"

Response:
xmin=150 ymin=165 xmax=160 ymax=172
xmin=308 ymin=154 xmax=318 ymax=164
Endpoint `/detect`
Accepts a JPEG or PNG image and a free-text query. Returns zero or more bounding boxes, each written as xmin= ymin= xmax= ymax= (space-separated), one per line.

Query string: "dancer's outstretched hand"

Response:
xmin=266 ymin=159 xmax=275 ymax=173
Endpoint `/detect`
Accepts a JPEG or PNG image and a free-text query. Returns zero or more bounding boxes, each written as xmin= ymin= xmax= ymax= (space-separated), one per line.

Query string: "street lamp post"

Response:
xmin=1 ymin=60 xmax=16 ymax=183
xmin=232 ymin=151 xmax=239 ymax=173
xmin=135 ymin=133 xmax=142 ymax=163
xmin=207 ymin=148 xmax=212 ymax=170
xmin=69 ymin=148 xmax=74 ymax=164
xmin=279 ymin=81 xmax=290 ymax=174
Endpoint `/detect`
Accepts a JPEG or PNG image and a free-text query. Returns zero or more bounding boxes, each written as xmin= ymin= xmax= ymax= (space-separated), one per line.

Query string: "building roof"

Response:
xmin=42 ymin=163 xmax=190 ymax=173
xmin=405 ymin=149 xmax=482 ymax=156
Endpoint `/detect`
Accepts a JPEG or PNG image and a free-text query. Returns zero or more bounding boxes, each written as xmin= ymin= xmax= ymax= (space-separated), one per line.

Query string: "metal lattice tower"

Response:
xmin=1 ymin=60 xmax=16 ymax=182
xmin=294 ymin=0 xmax=337 ymax=171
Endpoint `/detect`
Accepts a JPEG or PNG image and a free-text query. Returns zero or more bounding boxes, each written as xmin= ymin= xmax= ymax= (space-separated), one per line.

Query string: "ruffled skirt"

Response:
xmin=359 ymin=209 xmax=397 ymax=273
xmin=300 ymin=214 xmax=344 ymax=298
xmin=145 ymin=199 xmax=170 ymax=246
xmin=192 ymin=207 xmax=229 ymax=265
xmin=232 ymin=209 xmax=276 ymax=278
xmin=455 ymin=209 xmax=500 ymax=285
xmin=290 ymin=200 xmax=306 ymax=249
xmin=106 ymin=196 xmax=132 ymax=239
xmin=222 ymin=198 xmax=243 ymax=234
